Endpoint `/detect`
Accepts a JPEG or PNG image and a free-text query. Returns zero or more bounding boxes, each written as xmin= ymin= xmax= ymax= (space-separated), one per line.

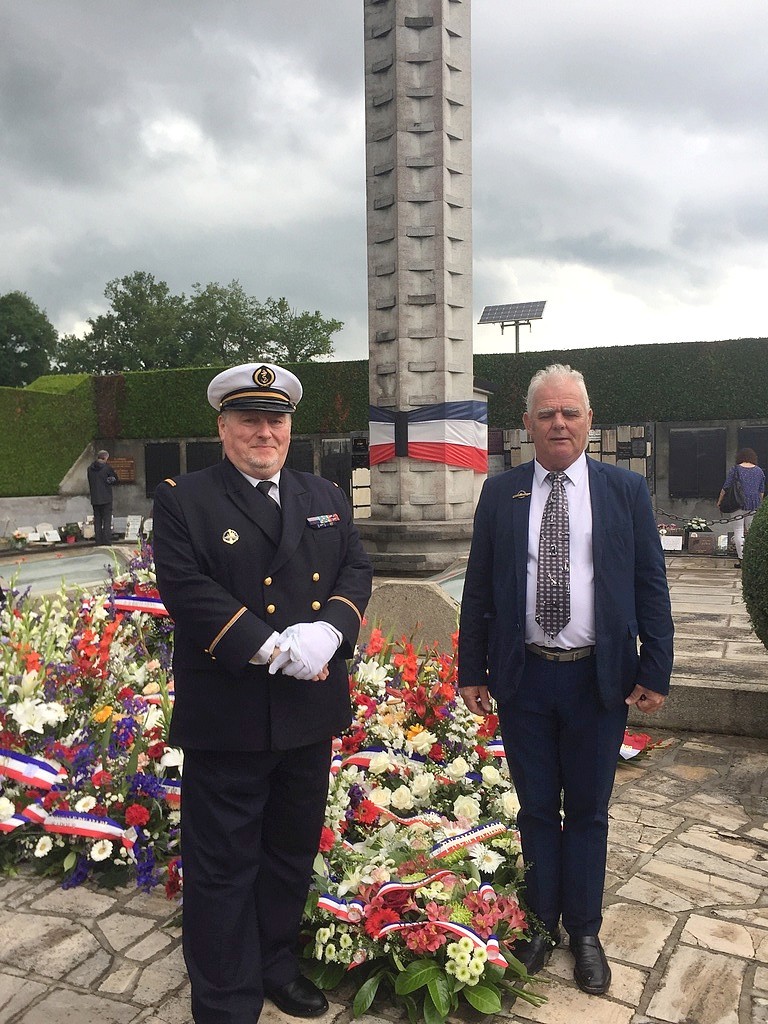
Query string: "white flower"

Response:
xmin=468 ymin=844 xmax=505 ymax=875
xmin=355 ymin=660 xmax=390 ymax=688
xmin=445 ymin=756 xmax=470 ymax=781
xmin=453 ymin=795 xmax=481 ymax=823
xmin=0 ymin=796 xmax=15 ymax=821
xmin=160 ymin=747 xmax=184 ymax=771
xmin=366 ymin=787 xmax=392 ymax=809
xmin=410 ymin=773 xmax=434 ymax=800
xmin=408 ymin=729 xmax=437 ymax=756
xmin=368 ymin=752 xmax=392 ymax=775
xmin=34 ymin=836 xmax=53 ymax=858
xmin=481 ymin=765 xmax=502 ymax=788
xmin=9 ymin=698 xmax=48 ymax=734
xmin=75 ymin=796 xmax=97 ymax=813
xmin=501 ymin=790 xmax=521 ymax=819
xmin=90 ymin=839 xmax=113 ymax=862
xmin=390 ymin=785 xmax=414 ymax=811
xmin=40 ymin=702 xmax=67 ymax=726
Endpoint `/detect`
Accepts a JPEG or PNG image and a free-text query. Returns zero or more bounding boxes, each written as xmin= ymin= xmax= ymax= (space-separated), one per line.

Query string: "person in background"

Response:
xmin=152 ymin=362 xmax=373 ymax=1024
xmin=87 ymin=449 xmax=118 ymax=545
xmin=458 ymin=363 xmax=673 ymax=996
xmin=717 ymin=448 xmax=765 ymax=568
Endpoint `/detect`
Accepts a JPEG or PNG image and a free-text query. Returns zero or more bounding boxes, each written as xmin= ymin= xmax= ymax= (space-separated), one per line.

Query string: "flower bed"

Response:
xmin=0 ymin=544 xmax=655 ymax=1020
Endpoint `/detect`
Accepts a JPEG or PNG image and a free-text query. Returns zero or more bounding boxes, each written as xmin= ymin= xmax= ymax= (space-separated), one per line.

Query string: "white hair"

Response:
xmin=526 ymin=363 xmax=591 ymax=414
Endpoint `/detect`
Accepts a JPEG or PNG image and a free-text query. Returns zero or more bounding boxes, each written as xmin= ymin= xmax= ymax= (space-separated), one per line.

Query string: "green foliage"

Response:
xmin=476 ymin=337 xmax=768 ymax=426
xmin=0 ymin=291 xmax=57 ymax=387
xmin=0 ymin=377 xmax=96 ymax=496
xmin=53 ymin=271 xmax=342 ymax=374
xmin=742 ymin=503 xmax=768 ymax=650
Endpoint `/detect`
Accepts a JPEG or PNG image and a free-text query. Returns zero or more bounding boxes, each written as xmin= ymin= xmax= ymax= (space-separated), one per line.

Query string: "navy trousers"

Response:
xmin=498 ymin=650 xmax=627 ymax=938
xmin=181 ymin=741 xmax=332 ymax=1024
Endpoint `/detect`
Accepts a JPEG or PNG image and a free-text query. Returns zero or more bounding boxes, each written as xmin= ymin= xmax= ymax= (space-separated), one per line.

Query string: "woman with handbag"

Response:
xmin=717 ymin=448 xmax=765 ymax=568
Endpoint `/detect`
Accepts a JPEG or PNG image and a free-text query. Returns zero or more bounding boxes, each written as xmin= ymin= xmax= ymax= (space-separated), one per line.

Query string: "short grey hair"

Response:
xmin=97 ymin=449 xmax=109 ymax=459
xmin=526 ymin=363 xmax=591 ymax=415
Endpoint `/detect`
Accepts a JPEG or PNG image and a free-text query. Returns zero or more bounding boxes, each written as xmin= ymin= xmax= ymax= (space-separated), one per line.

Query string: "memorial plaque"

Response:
xmin=687 ymin=532 xmax=716 ymax=555
xmin=616 ymin=441 xmax=633 ymax=459
xmin=110 ymin=457 xmax=135 ymax=483
xmin=631 ymin=437 xmax=646 ymax=457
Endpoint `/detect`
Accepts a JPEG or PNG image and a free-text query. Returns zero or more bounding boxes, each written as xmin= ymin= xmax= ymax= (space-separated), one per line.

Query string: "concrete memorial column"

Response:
xmin=358 ymin=0 xmax=485 ymax=575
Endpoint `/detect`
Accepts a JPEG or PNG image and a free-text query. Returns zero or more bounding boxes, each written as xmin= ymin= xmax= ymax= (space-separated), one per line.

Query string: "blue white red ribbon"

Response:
xmin=369 ymin=402 xmax=488 ymax=473
xmin=317 ymin=895 xmax=366 ymax=923
xmin=375 ymin=919 xmax=507 ymax=968
xmin=0 ymin=813 xmax=27 ymax=834
xmin=0 ymin=750 xmax=66 ymax=791
xmin=430 ymin=820 xmax=507 ymax=859
xmin=112 ymin=595 xmax=169 ymax=616
xmin=43 ymin=810 xmax=138 ymax=856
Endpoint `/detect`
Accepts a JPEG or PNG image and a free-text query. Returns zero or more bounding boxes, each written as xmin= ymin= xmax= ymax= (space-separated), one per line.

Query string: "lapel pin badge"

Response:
xmin=222 ymin=529 xmax=239 ymax=545
xmin=512 ymin=490 xmax=532 ymax=499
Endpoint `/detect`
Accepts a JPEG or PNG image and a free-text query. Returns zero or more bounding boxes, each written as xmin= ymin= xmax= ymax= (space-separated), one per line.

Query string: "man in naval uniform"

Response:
xmin=152 ymin=362 xmax=373 ymax=1024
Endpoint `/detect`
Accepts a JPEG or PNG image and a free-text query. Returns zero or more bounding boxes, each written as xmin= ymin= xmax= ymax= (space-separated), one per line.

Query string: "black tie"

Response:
xmin=255 ymin=480 xmax=282 ymax=540
xmin=535 ymin=471 xmax=571 ymax=638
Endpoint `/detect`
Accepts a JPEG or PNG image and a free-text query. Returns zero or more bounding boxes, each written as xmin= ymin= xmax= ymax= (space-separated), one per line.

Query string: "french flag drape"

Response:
xmin=369 ymin=402 xmax=488 ymax=472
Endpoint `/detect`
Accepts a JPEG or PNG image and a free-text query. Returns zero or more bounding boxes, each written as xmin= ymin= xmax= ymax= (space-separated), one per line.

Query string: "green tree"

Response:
xmin=258 ymin=296 xmax=342 ymax=363
xmin=54 ymin=272 xmax=343 ymax=374
xmin=55 ymin=271 xmax=186 ymax=373
xmin=0 ymin=291 xmax=58 ymax=387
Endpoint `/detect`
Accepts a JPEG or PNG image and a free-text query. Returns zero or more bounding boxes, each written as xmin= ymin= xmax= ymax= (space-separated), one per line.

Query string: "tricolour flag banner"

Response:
xmin=369 ymin=402 xmax=488 ymax=472
xmin=0 ymin=750 xmax=66 ymax=791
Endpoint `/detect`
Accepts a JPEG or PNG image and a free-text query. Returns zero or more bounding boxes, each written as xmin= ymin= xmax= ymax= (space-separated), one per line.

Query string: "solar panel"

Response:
xmin=479 ymin=301 xmax=546 ymax=324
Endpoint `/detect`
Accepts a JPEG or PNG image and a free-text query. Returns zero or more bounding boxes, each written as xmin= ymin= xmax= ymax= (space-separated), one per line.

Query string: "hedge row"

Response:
xmin=1 ymin=338 xmax=767 ymax=496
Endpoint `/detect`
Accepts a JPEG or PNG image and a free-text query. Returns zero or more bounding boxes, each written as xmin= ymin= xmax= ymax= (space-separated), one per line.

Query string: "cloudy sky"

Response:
xmin=1 ymin=1 xmax=767 ymax=362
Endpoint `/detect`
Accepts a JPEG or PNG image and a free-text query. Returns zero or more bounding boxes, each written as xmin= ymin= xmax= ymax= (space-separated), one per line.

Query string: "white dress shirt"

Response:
xmin=525 ymin=452 xmax=596 ymax=648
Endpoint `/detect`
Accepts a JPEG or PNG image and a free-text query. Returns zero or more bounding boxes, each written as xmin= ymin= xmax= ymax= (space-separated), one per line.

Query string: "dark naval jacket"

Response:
xmin=152 ymin=458 xmax=373 ymax=752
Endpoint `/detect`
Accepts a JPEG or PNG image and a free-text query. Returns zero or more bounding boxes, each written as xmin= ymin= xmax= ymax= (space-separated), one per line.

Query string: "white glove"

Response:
xmin=268 ymin=621 xmax=342 ymax=679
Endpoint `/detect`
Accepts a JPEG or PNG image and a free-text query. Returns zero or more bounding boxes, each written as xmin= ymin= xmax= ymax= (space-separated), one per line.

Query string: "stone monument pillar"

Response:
xmin=358 ymin=0 xmax=484 ymax=575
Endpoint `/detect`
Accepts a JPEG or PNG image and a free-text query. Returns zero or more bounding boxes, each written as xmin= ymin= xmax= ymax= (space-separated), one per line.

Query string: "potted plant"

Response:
xmin=62 ymin=522 xmax=82 ymax=544
xmin=10 ymin=529 xmax=27 ymax=550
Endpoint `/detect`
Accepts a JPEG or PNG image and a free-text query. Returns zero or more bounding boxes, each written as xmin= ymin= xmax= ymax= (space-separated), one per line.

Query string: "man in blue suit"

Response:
xmin=458 ymin=363 xmax=673 ymax=995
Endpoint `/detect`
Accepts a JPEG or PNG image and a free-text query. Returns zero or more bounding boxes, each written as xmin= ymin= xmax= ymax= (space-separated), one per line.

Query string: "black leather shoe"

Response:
xmin=264 ymin=976 xmax=329 ymax=1018
xmin=511 ymin=927 xmax=561 ymax=975
xmin=571 ymin=935 xmax=611 ymax=994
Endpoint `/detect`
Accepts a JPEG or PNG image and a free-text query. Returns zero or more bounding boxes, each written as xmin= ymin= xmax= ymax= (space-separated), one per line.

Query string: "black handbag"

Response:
xmin=720 ymin=468 xmax=745 ymax=514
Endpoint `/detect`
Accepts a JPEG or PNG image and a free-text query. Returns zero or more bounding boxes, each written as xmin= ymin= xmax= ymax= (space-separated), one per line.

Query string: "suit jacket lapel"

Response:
xmin=587 ymin=456 xmax=607 ymax=575
xmin=271 ymin=470 xmax=311 ymax=574
xmin=511 ymin=463 xmax=535 ymax=615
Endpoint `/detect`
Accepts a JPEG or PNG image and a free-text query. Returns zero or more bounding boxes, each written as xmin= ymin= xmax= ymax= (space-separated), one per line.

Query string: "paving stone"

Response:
xmin=0 ymin=972 xmax=46 ymax=1018
xmin=655 ymin=839 xmax=767 ymax=887
xmin=756 ymin=966 xmax=768 ymax=992
xmin=646 ymin=945 xmax=746 ymax=1024
xmin=682 ymin=913 xmax=755 ymax=957
xmin=752 ymin=996 xmax=768 ymax=1022
xmin=140 ymin=987 xmax=192 ymax=1024
xmin=675 ymin=822 xmax=768 ymax=868
xmin=670 ymin=795 xmax=750 ymax=830
xmin=126 ymin=929 xmax=174 ymax=961
xmin=0 ymin=910 xmax=101 ymax=979
xmin=664 ymin=764 xmax=720 ymax=782
xmin=614 ymin=874 xmax=693 ymax=913
xmin=14 ymin=988 xmax=138 ymax=1024
xmin=98 ymin=911 xmax=157 ymax=951
xmin=623 ymin=854 xmax=760 ymax=907
xmin=65 ymin=946 xmax=113 ymax=987
xmin=504 ymin=976 xmax=633 ymax=1023
xmin=130 ymin=956 xmax=189 ymax=1007
xmin=98 ymin=961 xmax=142 ymax=994
xmin=601 ymin=902 xmax=676 ymax=968
xmin=32 ymin=886 xmax=116 ymax=918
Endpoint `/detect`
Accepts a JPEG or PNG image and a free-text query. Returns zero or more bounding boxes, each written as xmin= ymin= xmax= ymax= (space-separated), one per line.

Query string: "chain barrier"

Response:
xmin=652 ymin=507 xmax=750 ymax=527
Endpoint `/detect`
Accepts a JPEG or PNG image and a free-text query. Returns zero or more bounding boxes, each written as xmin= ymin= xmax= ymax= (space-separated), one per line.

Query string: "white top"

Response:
xmin=525 ymin=452 xmax=596 ymax=648
xmin=239 ymin=469 xmax=282 ymax=507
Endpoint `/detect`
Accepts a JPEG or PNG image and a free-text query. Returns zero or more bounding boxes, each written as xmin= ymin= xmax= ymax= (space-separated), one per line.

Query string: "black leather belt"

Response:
xmin=525 ymin=643 xmax=595 ymax=663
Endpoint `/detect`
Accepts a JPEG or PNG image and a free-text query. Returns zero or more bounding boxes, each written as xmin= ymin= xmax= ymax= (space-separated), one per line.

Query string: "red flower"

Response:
xmin=92 ymin=769 xmax=113 ymax=787
xmin=366 ymin=628 xmax=385 ymax=655
xmin=429 ymin=743 xmax=444 ymax=762
xmin=403 ymin=923 xmax=447 ymax=953
xmin=355 ymin=800 xmax=381 ymax=825
xmin=477 ymin=713 xmax=500 ymax=739
xmin=146 ymin=741 xmax=166 ymax=760
xmin=318 ymin=827 xmax=335 ymax=853
xmin=125 ymin=803 xmax=151 ymax=827
xmin=364 ymin=907 xmax=400 ymax=938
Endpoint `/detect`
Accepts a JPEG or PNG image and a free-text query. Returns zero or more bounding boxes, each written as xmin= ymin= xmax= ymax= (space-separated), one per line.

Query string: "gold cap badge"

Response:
xmin=222 ymin=529 xmax=239 ymax=545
